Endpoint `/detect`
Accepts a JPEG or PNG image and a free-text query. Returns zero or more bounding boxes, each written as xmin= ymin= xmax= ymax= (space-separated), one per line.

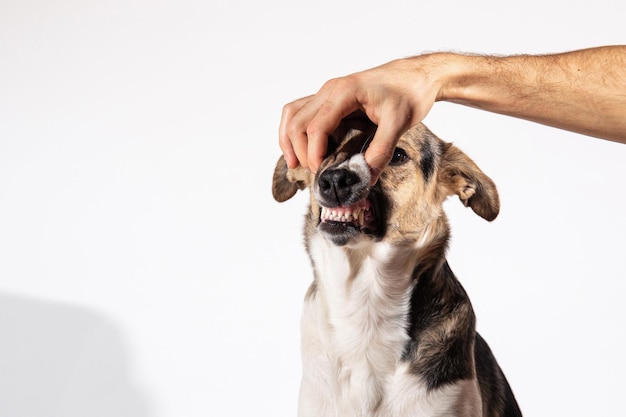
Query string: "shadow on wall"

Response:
xmin=0 ymin=293 xmax=152 ymax=417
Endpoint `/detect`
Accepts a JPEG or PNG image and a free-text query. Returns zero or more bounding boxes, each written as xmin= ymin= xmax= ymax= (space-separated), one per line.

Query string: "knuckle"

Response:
xmin=281 ymin=101 xmax=297 ymax=118
xmin=320 ymin=77 xmax=340 ymax=89
xmin=287 ymin=122 xmax=304 ymax=139
xmin=320 ymin=76 xmax=352 ymax=96
xmin=306 ymin=121 xmax=324 ymax=138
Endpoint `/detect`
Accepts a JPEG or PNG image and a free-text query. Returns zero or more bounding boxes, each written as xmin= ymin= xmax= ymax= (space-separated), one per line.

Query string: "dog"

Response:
xmin=272 ymin=115 xmax=522 ymax=417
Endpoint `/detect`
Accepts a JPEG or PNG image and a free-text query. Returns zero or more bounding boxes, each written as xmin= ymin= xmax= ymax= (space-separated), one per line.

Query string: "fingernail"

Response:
xmin=284 ymin=153 xmax=296 ymax=169
xmin=369 ymin=168 xmax=381 ymax=185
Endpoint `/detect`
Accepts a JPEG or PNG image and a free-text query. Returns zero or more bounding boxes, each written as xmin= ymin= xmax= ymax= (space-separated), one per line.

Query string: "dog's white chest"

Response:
xmin=299 ymin=236 xmax=416 ymax=416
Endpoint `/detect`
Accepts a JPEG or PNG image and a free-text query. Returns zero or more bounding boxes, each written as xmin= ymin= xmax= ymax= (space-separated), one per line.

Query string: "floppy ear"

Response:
xmin=271 ymin=156 xmax=311 ymax=202
xmin=438 ymin=143 xmax=500 ymax=221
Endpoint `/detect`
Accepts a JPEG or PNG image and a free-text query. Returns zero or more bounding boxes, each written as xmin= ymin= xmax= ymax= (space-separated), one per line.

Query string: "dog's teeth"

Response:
xmin=320 ymin=206 xmax=366 ymax=224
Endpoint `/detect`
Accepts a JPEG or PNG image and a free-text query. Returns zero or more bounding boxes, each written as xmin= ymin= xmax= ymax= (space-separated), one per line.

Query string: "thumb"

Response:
xmin=364 ymin=142 xmax=395 ymax=185
xmin=364 ymin=124 xmax=403 ymax=185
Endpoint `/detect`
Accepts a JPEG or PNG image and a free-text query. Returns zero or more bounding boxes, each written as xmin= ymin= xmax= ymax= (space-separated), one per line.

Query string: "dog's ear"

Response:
xmin=271 ymin=155 xmax=311 ymax=202
xmin=438 ymin=143 xmax=500 ymax=221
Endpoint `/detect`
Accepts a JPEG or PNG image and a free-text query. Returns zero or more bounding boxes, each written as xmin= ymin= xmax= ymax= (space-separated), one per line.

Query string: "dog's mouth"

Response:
xmin=318 ymin=193 xmax=382 ymax=245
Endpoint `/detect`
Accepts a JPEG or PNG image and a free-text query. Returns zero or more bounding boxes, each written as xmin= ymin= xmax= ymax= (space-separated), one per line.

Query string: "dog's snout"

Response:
xmin=318 ymin=168 xmax=361 ymax=206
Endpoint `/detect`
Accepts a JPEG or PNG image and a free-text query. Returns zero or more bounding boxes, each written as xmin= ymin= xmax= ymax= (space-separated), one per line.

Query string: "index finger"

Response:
xmin=364 ymin=115 xmax=411 ymax=184
xmin=305 ymin=94 xmax=362 ymax=172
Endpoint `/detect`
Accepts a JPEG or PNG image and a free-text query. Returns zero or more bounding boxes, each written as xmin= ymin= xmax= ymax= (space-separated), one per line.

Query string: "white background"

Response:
xmin=1 ymin=1 xmax=624 ymax=416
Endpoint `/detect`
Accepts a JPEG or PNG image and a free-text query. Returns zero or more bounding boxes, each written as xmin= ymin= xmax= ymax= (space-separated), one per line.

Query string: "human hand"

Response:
xmin=279 ymin=46 xmax=626 ymax=179
xmin=278 ymin=56 xmax=445 ymax=184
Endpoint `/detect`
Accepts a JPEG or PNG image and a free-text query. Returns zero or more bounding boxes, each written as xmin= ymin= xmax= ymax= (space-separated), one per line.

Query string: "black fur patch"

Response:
xmin=475 ymin=334 xmax=523 ymax=417
xmin=419 ymin=139 xmax=436 ymax=182
xmin=401 ymin=261 xmax=523 ymax=415
xmin=402 ymin=262 xmax=475 ymax=390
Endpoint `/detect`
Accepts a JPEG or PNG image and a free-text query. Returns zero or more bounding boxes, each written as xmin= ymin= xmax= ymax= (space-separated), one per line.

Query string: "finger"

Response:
xmin=279 ymin=96 xmax=312 ymax=169
xmin=364 ymin=140 xmax=394 ymax=185
xmin=364 ymin=115 xmax=410 ymax=184
xmin=286 ymin=95 xmax=335 ymax=170
xmin=306 ymin=93 xmax=361 ymax=172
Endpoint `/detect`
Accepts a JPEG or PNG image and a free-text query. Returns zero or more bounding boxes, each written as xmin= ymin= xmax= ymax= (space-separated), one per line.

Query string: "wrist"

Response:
xmin=430 ymin=52 xmax=533 ymax=115
xmin=430 ymin=52 xmax=494 ymax=104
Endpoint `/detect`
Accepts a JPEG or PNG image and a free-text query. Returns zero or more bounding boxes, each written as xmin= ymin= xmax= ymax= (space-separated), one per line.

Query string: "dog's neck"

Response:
xmin=307 ymin=216 xmax=451 ymax=289
xmin=305 ymin=228 xmax=451 ymax=374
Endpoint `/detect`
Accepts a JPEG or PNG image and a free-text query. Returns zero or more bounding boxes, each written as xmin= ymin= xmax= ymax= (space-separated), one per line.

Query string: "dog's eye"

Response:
xmin=390 ymin=148 xmax=409 ymax=165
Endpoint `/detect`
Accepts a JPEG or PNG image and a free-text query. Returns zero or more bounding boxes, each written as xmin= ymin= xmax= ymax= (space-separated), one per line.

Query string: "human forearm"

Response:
xmin=278 ymin=45 xmax=625 ymax=185
xmin=432 ymin=46 xmax=626 ymax=143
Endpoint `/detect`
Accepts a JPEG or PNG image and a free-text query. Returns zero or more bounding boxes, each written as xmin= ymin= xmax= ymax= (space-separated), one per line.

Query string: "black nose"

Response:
xmin=318 ymin=168 xmax=361 ymax=206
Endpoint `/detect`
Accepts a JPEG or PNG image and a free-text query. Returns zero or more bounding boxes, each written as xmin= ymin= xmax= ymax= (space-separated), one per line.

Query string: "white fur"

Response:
xmin=341 ymin=153 xmax=372 ymax=186
xmin=299 ymin=234 xmax=482 ymax=417
xmin=381 ymin=364 xmax=482 ymax=417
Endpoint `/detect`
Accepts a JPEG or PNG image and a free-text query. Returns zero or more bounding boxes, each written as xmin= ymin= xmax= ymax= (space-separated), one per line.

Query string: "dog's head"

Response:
xmin=272 ymin=117 xmax=499 ymax=248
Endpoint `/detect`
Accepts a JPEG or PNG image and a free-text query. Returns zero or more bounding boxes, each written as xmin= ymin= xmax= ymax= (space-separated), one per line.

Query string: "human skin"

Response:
xmin=279 ymin=46 xmax=626 ymax=184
